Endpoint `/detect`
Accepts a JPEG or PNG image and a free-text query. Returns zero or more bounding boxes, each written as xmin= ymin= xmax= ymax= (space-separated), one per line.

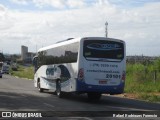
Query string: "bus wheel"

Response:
xmin=56 ymin=80 xmax=63 ymax=98
xmin=38 ymin=79 xmax=43 ymax=92
xmin=87 ymin=92 xmax=102 ymax=101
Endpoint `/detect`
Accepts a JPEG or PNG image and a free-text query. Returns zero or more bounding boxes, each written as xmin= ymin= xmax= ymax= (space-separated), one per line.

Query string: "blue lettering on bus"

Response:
xmin=87 ymin=43 xmax=121 ymax=51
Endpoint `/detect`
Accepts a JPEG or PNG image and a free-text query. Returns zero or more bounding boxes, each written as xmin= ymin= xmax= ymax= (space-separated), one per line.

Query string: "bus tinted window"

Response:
xmin=38 ymin=42 xmax=79 ymax=66
xmin=83 ymin=40 xmax=124 ymax=61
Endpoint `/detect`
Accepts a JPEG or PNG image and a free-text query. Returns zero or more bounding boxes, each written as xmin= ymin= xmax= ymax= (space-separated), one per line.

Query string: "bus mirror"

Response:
xmin=32 ymin=56 xmax=38 ymax=66
xmin=32 ymin=56 xmax=38 ymax=73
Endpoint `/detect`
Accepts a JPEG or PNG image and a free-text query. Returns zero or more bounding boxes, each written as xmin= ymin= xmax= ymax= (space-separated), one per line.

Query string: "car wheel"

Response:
xmin=56 ymin=80 xmax=64 ymax=98
xmin=38 ymin=79 xmax=43 ymax=92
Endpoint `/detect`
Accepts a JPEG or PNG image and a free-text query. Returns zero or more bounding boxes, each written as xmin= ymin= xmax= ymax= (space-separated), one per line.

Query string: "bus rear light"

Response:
xmin=121 ymin=71 xmax=126 ymax=82
xmin=78 ymin=68 xmax=84 ymax=81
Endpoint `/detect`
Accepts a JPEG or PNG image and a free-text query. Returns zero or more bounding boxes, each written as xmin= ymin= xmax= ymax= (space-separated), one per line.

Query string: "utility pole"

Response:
xmin=105 ymin=21 xmax=108 ymax=38
xmin=36 ymin=44 xmax=37 ymax=53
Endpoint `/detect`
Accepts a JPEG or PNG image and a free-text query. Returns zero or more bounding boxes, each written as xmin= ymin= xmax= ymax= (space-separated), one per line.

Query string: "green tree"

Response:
xmin=0 ymin=53 xmax=5 ymax=61
xmin=154 ymin=58 xmax=160 ymax=71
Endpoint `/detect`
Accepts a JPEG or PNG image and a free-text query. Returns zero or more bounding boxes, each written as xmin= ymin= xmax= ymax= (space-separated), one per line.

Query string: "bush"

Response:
xmin=125 ymin=61 xmax=160 ymax=95
xmin=154 ymin=58 xmax=160 ymax=71
xmin=10 ymin=65 xmax=34 ymax=79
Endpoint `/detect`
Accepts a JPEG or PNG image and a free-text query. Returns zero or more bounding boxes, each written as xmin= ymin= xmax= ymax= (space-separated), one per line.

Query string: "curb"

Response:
xmin=13 ymin=75 xmax=33 ymax=81
xmin=103 ymin=94 xmax=160 ymax=110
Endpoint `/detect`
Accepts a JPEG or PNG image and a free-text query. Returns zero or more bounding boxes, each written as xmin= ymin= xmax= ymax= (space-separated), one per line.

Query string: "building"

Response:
xmin=21 ymin=46 xmax=28 ymax=61
xmin=21 ymin=45 xmax=36 ymax=63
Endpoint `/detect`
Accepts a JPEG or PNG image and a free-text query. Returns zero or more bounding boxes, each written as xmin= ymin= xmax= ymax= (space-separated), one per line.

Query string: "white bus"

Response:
xmin=33 ymin=37 xmax=126 ymax=100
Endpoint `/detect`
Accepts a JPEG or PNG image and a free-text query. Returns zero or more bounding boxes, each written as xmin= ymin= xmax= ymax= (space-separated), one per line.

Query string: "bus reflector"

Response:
xmin=121 ymin=71 xmax=126 ymax=82
xmin=78 ymin=68 xmax=84 ymax=81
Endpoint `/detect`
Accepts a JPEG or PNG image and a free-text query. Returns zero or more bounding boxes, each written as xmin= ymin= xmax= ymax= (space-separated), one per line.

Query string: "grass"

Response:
xmin=138 ymin=93 xmax=160 ymax=102
xmin=125 ymin=62 xmax=160 ymax=102
xmin=10 ymin=65 xmax=34 ymax=80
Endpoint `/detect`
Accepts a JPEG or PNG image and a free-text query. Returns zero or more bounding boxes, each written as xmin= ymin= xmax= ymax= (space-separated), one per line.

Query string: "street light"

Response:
xmin=105 ymin=21 xmax=108 ymax=38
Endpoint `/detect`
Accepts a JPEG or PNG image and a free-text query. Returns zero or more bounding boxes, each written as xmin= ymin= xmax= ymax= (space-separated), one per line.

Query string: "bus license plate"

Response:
xmin=99 ymin=80 xmax=107 ymax=84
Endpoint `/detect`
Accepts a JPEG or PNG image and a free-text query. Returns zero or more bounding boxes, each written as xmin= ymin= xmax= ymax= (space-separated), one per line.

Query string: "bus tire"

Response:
xmin=37 ymin=79 xmax=43 ymax=92
xmin=87 ymin=92 xmax=102 ymax=101
xmin=56 ymin=80 xmax=64 ymax=98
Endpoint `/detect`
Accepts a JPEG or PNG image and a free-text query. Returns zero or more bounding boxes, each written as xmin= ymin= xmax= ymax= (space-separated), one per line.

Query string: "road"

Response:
xmin=0 ymin=75 xmax=160 ymax=119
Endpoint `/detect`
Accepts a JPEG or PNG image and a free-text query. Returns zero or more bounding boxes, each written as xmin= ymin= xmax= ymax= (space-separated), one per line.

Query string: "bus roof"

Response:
xmin=38 ymin=37 xmax=81 ymax=52
xmin=38 ymin=37 xmax=125 ymax=52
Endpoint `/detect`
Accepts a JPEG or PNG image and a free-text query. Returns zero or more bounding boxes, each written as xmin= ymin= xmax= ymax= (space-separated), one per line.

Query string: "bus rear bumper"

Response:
xmin=76 ymin=80 xmax=125 ymax=94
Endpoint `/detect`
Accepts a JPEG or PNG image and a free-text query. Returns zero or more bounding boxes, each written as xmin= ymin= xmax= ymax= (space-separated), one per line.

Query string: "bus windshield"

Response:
xmin=83 ymin=40 xmax=124 ymax=61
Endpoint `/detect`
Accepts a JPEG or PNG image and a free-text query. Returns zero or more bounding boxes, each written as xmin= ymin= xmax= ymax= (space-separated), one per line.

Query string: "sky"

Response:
xmin=0 ymin=0 xmax=160 ymax=56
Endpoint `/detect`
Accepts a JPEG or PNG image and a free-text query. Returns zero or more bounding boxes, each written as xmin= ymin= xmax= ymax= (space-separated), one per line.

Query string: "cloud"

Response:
xmin=0 ymin=4 xmax=8 ymax=18
xmin=11 ymin=0 xmax=87 ymax=9
xmin=0 ymin=1 xmax=160 ymax=56
xmin=10 ymin=0 xmax=28 ymax=5
xmin=32 ymin=0 xmax=66 ymax=9
xmin=97 ymin=0 xmax=110 ymax=5
xmin=0 ymin=4 xmax=14 ymax=30
xmin=67 ymin=0 xmax=86 ymax=8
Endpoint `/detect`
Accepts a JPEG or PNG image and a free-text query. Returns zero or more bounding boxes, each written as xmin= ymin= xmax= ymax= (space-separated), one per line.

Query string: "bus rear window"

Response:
xmin=83 ymin=40 xmax=124 ymax=61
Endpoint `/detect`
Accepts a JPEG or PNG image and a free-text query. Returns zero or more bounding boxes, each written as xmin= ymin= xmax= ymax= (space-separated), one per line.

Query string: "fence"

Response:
xmin=127 ymin=63 xmax=160 ymax=83
xmin=133 ymin=70 xmax=159 ymax=82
